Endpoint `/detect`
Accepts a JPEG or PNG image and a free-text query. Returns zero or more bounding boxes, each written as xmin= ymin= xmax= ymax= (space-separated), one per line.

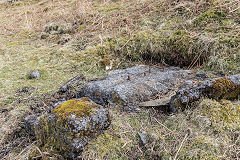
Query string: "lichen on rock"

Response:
xmin=170 ymin=74 xmax=240 ymax=112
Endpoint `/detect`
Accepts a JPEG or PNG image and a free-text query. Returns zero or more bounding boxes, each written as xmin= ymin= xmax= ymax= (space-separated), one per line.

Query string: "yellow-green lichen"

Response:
xmin=211 ymin=78 xmax=240 ymax=99
xmin=53 ymin=99 xmax=92 ymax=120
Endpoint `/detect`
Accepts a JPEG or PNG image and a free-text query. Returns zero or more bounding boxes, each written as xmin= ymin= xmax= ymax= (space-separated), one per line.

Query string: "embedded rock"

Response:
xmin=25 ymin=98 xmax=110 ymax=159
xmin=137 ymin=131 xmax=149 ymax=146
xmin=79 ymin=65 xmax=192 ymax=109
xmin=170 ymin=74 xmax=240 ymax=112
xmin=28 ymin=70 xmax=40 ymax=79
xmin=24 ymin=114 xmax=39 ymax=135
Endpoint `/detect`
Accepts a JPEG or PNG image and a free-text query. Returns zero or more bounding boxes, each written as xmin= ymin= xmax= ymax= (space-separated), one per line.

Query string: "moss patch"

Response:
xmin=201 ymin=99 xmax=240 ymax=131
xmin=194 ymin=10 xmax=227 ymax=25
xmin=210 ymin=78 xmax=240 ymax=99
xmin=53 ymin=99 xmax=92 ymax=120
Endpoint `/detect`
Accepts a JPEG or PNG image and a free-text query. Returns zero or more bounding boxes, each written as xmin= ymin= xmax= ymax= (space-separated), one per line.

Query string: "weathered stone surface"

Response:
xmin=24 ymin=114 xmax=39 ymax=135
xmin=79 ymin=65 xmax=192 ymax=109
xmin=137 ymin=131 xmax=148 ymax=146
xmin=25 ymin=97 xmax=110 ymax=159
xmin=170 ymin=74 xmax=240 ymax=112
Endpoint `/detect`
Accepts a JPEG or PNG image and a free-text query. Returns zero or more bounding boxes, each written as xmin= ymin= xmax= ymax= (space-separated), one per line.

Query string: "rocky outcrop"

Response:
xmin=79 ymin=65 xmax=192 ymax=110
xmin=24 ymin=97 xmax=110 ymax=159
xmin=169 ymin=74 xmax=240 ymax=112
xmin=23 ymin=66 xmax=240 ymax=158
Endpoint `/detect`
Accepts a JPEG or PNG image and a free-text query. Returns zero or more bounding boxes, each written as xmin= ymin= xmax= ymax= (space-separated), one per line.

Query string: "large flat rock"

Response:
xmin=78 ymin=65 xmax=192 ymax=108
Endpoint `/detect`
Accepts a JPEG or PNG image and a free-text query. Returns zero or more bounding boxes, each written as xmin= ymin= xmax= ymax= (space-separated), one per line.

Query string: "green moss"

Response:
xmin=210 ymin=78 xmax=240 ymax=99
xmin=179 ymin=135 xmax=221 ymax=160
xmin=201 ymin=99 xmax=240 ymax=131
xmin=35 ymin=114 xmax=73 ymax=158
xmin=194 ymin=10 xmax=227 ymax=25
xmin=53 ymin=99 xmax=92 ymax=120
xmin=162 ymin=30 xmax=203 ymax=66
xmin=207 ymin=55 xmax=240 ymax=74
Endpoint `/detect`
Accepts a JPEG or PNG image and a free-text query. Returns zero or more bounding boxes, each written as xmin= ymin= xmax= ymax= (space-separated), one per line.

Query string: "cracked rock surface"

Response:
xmin=79 ymin=65 xmax=193 ymax=109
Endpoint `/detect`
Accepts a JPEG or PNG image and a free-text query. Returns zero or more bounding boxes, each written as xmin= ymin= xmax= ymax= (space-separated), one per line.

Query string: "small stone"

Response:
xmin=28 ymin=70 xmax=40 ymax=79
xmin=137 ymin=131 xmax=148 ymax=146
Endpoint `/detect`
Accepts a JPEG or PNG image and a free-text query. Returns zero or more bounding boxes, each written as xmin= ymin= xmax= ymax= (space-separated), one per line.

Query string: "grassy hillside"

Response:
xmin=0 ymin=0 xmax=239 ymax=159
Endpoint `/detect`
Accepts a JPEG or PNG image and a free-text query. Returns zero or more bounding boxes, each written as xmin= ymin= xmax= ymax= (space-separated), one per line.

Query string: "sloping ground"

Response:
xmin=0 ymin=0 xmax=239 ymax=159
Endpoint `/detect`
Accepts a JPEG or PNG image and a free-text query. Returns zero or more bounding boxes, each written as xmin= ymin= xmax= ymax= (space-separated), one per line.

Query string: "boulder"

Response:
xmin=24 ymin=97 xmax=110 ymax=158
xmin=170 ymin=74 xmax=240 ymax=112
xmin=78 ymin=65 xmax=192 ymax=109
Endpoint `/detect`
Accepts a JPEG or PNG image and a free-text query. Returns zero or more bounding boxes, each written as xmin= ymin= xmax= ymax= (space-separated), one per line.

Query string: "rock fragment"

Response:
xmin=139 ymin=97 xmax=170 ymax=107
xmin=137 ymin=131 xmax=148 ymax=146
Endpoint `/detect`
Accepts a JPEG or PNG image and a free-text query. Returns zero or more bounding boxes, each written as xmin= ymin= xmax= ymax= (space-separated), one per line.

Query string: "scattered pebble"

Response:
xmin=28 ymin=70 xmax=40 ymax=79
